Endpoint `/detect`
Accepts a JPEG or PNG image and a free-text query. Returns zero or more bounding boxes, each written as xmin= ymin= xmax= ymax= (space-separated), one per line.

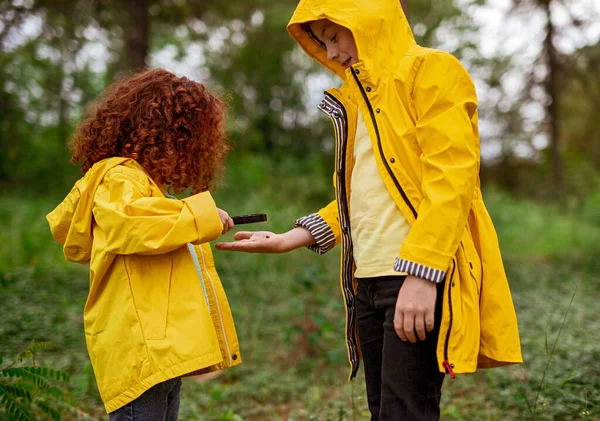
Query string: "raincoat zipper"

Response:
xmin=196 ymin=245 xmax=233 ymax=365
xmin=443 ymin=260 xmax=456 ymax=379
xmin=350 ymin=68 xmax=418 ymax=219
xmin=349 ymin=69 xmax=456 ymax=378
xmin=186 ymin=243 xmax=210 ymax=312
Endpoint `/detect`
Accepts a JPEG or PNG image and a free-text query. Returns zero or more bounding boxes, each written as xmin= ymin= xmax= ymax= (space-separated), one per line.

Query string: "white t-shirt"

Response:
xmin=349 ymin=109 xmax=410 ymax=278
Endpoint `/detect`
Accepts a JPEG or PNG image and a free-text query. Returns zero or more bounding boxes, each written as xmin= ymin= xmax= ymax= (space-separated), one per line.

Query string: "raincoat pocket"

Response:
xmin=442 ymin=256 xmax=481 ymax=373
xmin=460 ymin=240 xmax=482 ymax=294
xmin=125 ymin=253 xmax=173 ymax=340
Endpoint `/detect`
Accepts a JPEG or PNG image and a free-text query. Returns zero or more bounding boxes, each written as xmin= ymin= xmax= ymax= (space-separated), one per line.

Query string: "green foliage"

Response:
xmin=1 ymin=1 xmax=599 ymax=417
xmin=0 ymin=196 xmax=77 ymax=278
xmin=0 ymin=0 xmax=531 ymax=197
xmin=0 ymin=342 xmax=71 ymax=421
xmin=485 ymin=185 xmax=600 ymax=273
xmin=1 ymin=170 xmax=600 ymax=419
xmin=522 ymin=286 xmax=577 ymax=418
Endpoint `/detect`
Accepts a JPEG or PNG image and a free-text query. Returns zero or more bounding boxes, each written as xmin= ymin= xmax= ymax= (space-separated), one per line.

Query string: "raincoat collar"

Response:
xmin=287 ymin=0 xmax=415 ymax=81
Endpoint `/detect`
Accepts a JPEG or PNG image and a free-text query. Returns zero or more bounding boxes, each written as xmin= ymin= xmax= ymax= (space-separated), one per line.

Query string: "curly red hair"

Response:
xmin=70 ymin=68 xmax=229 ymax=194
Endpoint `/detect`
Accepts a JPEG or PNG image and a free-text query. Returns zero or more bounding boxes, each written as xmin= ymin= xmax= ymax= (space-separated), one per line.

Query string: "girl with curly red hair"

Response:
xmin=47 ymin=68 xmax=241 ymax=420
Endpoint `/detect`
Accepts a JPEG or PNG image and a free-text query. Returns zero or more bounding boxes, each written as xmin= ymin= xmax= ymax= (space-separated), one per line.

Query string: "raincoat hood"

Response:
xmin=287 ymin=0 xmax=416 ymax=80
xmin=46 ymin=157 xmax=131 ymax=263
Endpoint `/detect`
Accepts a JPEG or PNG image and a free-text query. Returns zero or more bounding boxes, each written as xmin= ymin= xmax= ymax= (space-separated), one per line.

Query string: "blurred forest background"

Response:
xmin=1 ymin=0 xmax=599 ymax=420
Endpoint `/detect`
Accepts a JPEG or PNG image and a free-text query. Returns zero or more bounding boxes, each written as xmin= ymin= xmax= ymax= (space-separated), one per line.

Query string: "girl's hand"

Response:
xmin=216 ymin=231 xmax=291 ymax=253
xmin=394 ymin=275 xmax=437 ymax=343
xmin=217 ymin=208 xmax=234 ymax=234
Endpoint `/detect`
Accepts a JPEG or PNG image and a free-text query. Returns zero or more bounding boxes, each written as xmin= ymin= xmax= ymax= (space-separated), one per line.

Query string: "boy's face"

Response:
xmin=309 ymin=19 xmax=358 ymax=69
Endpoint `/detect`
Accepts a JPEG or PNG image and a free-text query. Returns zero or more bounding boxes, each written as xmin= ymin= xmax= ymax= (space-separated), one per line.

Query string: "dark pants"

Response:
xmin=356 ymin=276 xmax=445 ymax=421
xmin=108 ymin=377 xmax=182 ymax=421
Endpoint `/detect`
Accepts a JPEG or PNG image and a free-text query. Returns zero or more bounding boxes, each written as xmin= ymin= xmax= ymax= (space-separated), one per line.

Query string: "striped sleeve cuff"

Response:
xmin=294 ymin=213 xmax=336 ymax=255
xmin=394 ymin=258 xmax=446 ymax=283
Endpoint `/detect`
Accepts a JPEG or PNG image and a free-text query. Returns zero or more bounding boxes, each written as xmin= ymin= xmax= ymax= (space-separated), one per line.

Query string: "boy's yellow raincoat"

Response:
xmin=288 ymin=0 xmax=522 ymax=378
xmin=47 ymin=157 xmax=241 ymax=412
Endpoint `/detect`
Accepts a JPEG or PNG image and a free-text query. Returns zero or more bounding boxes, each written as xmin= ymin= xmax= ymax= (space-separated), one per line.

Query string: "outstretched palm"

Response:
xmin=215 ymin=231 xmax=290 ymax=253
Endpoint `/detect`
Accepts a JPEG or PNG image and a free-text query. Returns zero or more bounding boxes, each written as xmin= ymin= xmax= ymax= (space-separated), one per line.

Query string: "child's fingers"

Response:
xmin=215 ymin=241 xmax=250 ymax=251
xmin=415 ymin=316 xmax=427 ymax=341
xmin=221 ymin=217 xmax=234 ymax=234
xmin=220 ymin=241 xmax=265 ymax=253
xmin=404 ymin=315 xmax=417 ymax=343
xmin=394 ymin=313 xmax=407 ymax=342
xmin=233 ymin=231 xmax=254 ymax=240
xmin=425 ymin=310 xmax=435 ymax=333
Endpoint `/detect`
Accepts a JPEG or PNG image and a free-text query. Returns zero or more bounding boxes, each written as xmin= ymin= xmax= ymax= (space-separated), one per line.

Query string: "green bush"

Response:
xmin=484 ymin=186 xmax=600 ymax=274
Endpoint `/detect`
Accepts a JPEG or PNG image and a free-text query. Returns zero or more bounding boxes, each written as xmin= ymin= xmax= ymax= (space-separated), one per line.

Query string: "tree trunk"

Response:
xmin=125 ymin=0 xmax=150 ymax=71
xmin=542 ymin=0 xmax=562 ymax=192
xmin=400 ymin=0 xmax=410 ymax=22
xmin=0 ymin=92 xmax=14 ymax=186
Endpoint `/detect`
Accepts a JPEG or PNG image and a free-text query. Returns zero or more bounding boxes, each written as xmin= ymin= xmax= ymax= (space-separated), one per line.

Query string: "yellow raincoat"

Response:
xmin=47 ymin=157 xmax=241 ymax=412
xmin=288 ymin=0 xmax=522 ymax=378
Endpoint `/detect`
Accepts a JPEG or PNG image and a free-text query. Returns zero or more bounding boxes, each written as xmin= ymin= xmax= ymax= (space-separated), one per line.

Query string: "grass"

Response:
xmin=1 ymin=160 xmax=599 ymax=420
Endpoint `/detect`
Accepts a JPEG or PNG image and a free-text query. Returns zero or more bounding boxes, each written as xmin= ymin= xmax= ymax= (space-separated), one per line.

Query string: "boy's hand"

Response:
xmin=217 ymin=208 xmax=234 ymax=234
xmin=216 ymin=226 xmax=315 ymax=253
xmin=216 ymin=231 xmax=291 ymax=253
xmin=394 ymin=275 xmax=437 ymax=343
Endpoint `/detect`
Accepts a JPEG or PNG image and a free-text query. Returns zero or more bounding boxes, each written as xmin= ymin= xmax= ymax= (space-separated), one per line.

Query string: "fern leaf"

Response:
xmin=0 ymin=392 xmax=30 ymax=421
xmin=16 ymin=341 xmax=52 ymax=363
xmin=9 ymin=381 xmax=38 ymax=394
xmin=2 ymin=368 xmax=51 ymax=390
xmin=35 ymin=399 xmax=62 ymax=421
xmin=0 ymin=384 xmax=32 ymax=402
xmin=27 ymin=342 xmax=52 ymax=353
xmin=45 ymin=386 xmax=64 ymax=398
xmin=25 ymin=366 xmax=70 ymax=382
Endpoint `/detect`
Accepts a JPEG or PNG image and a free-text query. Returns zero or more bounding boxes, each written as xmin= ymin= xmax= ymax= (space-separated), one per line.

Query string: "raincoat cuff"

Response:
xmin=181 ymin=192 xmax=223 ymax=244
xmin=394 ymin=258 xmax=446 ymax=283
xmin=294 ymin=213 xmax=336 ymax=255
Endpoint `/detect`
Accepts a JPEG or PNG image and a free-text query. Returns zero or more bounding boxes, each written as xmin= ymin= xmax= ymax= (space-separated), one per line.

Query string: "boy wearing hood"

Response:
xmin=217 ymin=0 xmax=522 ymax=419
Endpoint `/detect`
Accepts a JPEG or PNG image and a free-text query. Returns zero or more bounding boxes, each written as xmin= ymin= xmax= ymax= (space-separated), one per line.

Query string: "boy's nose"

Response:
xmin=327 ymin=48 xmax=339 ymax=62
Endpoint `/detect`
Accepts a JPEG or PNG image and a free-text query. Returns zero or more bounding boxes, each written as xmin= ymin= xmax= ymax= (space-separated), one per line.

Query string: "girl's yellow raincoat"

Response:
xmin=288 ymin=0 xmax=522 ymax=378
xmin=47 ymin=157 xmax=241 ymax=412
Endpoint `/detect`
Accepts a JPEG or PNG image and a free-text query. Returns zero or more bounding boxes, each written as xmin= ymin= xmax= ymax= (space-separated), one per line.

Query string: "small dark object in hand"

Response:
xmin=231 ymin=213 xmax=267 ymax=225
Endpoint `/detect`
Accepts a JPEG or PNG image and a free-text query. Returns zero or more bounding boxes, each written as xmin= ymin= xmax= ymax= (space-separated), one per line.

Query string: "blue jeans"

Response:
xmin=108 ymin=377 xmax=182 ymax=421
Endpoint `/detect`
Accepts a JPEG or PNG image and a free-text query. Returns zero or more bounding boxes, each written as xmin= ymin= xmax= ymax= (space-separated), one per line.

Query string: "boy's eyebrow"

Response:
xmin=319 ymin=23 xmax=332 ymax=38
